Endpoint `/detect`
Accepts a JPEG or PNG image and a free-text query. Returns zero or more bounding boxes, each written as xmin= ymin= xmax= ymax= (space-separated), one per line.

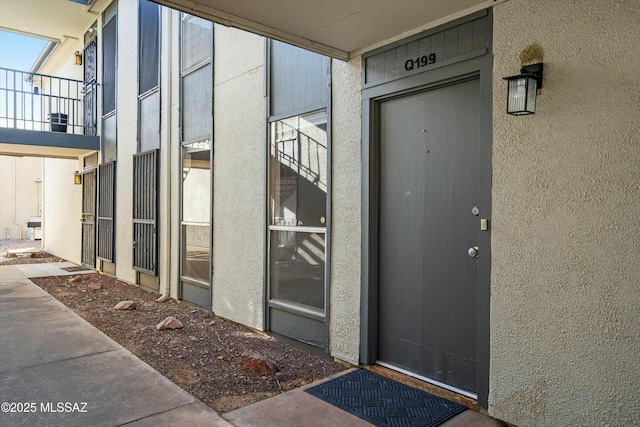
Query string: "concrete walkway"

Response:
xmin=0 ymin=263 xmax=229 ymax=427
xmin=0 ymin=263 xmax=502 ymax=427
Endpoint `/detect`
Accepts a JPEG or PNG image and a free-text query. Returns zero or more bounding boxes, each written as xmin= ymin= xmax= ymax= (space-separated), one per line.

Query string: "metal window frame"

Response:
xmin=264 ymin=38 xmax=333 ymax=351
xmin=178 ymin=12 xmax=214 ymax=307
xmin=102 ymin=1 xmax=117 ymax=117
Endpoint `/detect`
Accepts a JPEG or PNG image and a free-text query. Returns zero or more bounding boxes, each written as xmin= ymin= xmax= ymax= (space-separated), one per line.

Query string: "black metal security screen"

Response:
xmin=133 ymin=150 xmax=158 ymax=275
xmin=97 ymin=161 xmax=115 ymax=262
xmin=83 ymin=37 xmax=97 ymax=136
xmin=81 ymin=169 xmax=96 ymax=268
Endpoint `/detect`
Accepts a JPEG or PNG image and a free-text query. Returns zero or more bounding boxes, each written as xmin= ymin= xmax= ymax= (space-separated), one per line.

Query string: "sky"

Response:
xmin=0 ymin=30 xmax=48 ymax=71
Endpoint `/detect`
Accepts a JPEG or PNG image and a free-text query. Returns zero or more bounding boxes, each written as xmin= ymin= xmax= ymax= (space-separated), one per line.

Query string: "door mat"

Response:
xmin=61 ymin=266 xmax=89 ymax=272
xmin=305 ymin=369 xmax=467 ymax=427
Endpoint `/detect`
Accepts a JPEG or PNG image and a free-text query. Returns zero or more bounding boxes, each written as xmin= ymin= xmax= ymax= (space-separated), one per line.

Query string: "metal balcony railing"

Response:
xmin=0 ymin=67 xmax=99 ymax=136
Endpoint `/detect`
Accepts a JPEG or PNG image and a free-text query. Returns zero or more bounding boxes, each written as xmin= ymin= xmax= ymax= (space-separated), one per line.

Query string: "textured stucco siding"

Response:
xmin=0 ymin=157 xmax=43 ymax=241
xmin=329 ymin=57 xmax=362 ymax=365
xmin=42 ymin=158 xmax=82 ymax=264
xmin=490 ymin=1 xmax=640 ymax=426
xmin=113 ymin=0 xmax=139 ymax=284
xmin=211 ymin=26 xmax=265 ymax=329
xmin=160 ymin=8 xmax=181 ymax=298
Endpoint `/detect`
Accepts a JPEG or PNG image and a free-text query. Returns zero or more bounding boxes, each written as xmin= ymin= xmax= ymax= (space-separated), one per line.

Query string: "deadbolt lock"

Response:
xmin=468 ymin=246 xmax=479 ymax=258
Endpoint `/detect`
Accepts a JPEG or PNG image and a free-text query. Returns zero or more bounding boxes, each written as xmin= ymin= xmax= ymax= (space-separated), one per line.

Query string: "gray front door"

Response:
xmin=377 ymin=77 xmax=484 ymax=394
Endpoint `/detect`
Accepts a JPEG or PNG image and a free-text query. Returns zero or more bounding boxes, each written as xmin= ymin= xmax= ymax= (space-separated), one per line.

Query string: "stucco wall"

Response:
xmin=490 ymin=1 xmax=640 ymax=426
xmin=159 ymin=7 xmax=181 ymax=298
xmin=42 ymin=158 xmax=82 ymax=263
xmin=113 ymin=0 xmax=139 ymax=284
xmin=329 ymin=58 xmax=362 ymax=365
xmin=211 ymin=26 xmax=265 ymax=329
xmin=167 ymin=9 xmax=182 ymax=299
xmin=0 ymin=156 xmax=43 ymax=241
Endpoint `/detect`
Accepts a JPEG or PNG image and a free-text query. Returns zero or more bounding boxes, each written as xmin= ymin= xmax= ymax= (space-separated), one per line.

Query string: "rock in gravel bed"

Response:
xmin=114 ymin=300 xmax=137 ymax=310
xmin=156 ymin=316 xmax=184 ymax=330
xmin=240 ymin=351 xmax=279 ymax=377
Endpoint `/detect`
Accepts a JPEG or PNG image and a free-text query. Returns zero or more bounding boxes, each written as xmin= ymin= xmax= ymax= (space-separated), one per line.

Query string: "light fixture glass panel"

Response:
xmin=507 ymin=77 xmax=527 ymax=114
xmin=507 ymin=75 xmax=538 ymax=115
xmin=526 ymin=76 xmax=537 ymax=113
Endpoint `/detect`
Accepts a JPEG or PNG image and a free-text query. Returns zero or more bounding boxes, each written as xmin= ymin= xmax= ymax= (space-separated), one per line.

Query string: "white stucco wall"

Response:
xmin=113 ymin=0 xmax=139 ymax=284
xmin=159 ymin=8 xmax=181 ymax=298
xmin=490 ymin=1 xmax=640 ymax=426
xmin=166 ymin=9 xmax=182 ymax=299
xmin=329 ymin=58 xmax=362 ymax=365
xmin=0 ymin=156 xmax=43 ymax=241
xmin=42 ymin=158 xmax=82 ymax=263
xmin=211 ymin=26 xmax=265 ymax=329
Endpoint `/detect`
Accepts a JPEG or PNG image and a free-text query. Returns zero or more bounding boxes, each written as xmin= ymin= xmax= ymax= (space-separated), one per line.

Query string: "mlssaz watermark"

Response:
xmin=1 ymin=402 xmax=88 ymax=413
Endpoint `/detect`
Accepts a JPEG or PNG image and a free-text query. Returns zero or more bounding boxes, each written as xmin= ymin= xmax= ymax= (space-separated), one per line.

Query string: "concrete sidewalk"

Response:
xmin=0 ymin=263 xmax=229 ymax=427
xmin=0 ymin=263 xmax=502 ymax=427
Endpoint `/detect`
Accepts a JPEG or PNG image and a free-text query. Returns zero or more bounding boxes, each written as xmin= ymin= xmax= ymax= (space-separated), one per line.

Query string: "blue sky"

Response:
xmin=0 ymin=30 xmax=48 ymax=71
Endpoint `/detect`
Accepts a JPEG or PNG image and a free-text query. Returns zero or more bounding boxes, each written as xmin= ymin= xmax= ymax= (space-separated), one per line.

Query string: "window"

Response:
xmin=179 ymin=14 xmax=213 ymax=308
xmin=138 ymin=0 xmax=160 ymax=153
xmin=101 ymin=1 xmax=117 ymax=161
xmin=138 ymin=0 xmax=159 ymax=95
xmin=102 ymin=2 xmax=116 ymax=115
xmin=269 ymin=111 xmax=328 ymax=312
xmin=181 ymin=141 xmax=211 ymax=284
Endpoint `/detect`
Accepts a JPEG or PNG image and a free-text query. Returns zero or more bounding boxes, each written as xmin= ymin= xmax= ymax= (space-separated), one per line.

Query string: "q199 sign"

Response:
xmin=404 ymin=53 xmax=437 ymax=71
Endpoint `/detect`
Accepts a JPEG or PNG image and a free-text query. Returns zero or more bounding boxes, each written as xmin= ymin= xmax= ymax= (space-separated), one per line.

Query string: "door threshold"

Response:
xmin=371 ymin=362 xmax=483 ymax=413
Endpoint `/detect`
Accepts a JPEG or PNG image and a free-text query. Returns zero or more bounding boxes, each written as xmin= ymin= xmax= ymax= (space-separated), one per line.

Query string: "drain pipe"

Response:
xmin=12 ymin=158 xmax=23 ymax=240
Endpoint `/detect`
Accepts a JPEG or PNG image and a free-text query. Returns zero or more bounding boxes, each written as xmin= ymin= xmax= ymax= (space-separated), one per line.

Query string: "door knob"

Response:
xmin=468 ymin=246 xmax=479 ymax=258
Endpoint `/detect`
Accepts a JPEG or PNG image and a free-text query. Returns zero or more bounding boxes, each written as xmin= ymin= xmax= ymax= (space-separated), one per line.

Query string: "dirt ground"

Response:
xmin=0 ymin=241 xmax=347 ymax=413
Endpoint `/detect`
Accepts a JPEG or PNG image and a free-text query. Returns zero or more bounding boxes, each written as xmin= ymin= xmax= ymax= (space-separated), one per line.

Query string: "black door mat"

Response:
xmin=60 ymin=266 xmax=89 ymax=272
xmin=305 ymin=369 xmax=467 ymax=427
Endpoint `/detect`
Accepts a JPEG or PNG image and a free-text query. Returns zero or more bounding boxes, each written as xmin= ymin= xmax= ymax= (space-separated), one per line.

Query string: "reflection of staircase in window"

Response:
xmin=278 ymin=174 xmax=297 ymax=204
xmin=278 ymin=150 xmax=321 ymax=186
xmin=275 ymin=130 xmax=326 ymax=192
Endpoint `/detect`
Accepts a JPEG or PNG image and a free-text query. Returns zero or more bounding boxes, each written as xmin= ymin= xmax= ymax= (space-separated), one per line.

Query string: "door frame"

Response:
xmin=359 ymin=53 xmax=493 ymax=407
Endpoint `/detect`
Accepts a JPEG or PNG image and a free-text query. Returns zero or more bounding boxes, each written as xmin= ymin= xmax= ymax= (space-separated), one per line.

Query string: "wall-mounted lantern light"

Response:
xmin=74 ymin=171 xmax=82 ymax=185
xmin=75 ymin=51 xmax=83 ymax=66
xmin=503 ymin=63 xmax=544 ymax=115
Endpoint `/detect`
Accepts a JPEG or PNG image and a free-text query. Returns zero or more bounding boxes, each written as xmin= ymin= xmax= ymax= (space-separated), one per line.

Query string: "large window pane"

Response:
xmin=102 ymin=16 xmax=116 ymax=114
xmin=270 ymin=231 xmax=325 ymax=311
xmin=182 ymin=16 xmax=212 ymax=72
xmin=139 ymin=0 xmax=159 ymax=95
xmin=181 ymin=143 xmax=210 ymax=285
xmin=139 ymin=90 xmax=159 ymax=152
xmin=182 ymin=65 xmax=212 ymax=143
xmin=270 ymin=111 xmax=327 ymax=227
xmin=181 ymin=224 xmax=210 ymax=283
xmin=182 ymin=142 xmax=211 ymax=223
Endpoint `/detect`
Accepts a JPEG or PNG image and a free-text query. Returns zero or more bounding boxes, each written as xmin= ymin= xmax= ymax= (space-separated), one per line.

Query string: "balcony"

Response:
xmin=0 ymin=67 xmax=100 ymax=159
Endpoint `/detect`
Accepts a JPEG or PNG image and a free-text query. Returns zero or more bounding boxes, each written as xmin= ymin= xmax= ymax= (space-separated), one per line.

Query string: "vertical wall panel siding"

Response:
xmin=270 ymin=40 xmax=330 ymax=118
xmin=363 ymin=11 xmax=489 ymax=88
